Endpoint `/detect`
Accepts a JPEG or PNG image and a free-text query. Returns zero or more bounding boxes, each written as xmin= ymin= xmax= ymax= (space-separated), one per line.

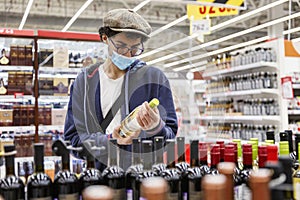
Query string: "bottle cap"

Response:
xmin=279 ymin=141 xmax=289 ymax=156
xmin=267 ymin=145 xmax=278 ymax=162
xmin=149 ymin=98 xmax=160 ymax=108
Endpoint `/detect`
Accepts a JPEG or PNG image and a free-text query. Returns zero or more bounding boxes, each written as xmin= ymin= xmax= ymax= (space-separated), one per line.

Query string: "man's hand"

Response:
xmin=136 ymin=101 xmax=160 ymax=131
xmin=112 ymin=125 xmax=140 ymax=145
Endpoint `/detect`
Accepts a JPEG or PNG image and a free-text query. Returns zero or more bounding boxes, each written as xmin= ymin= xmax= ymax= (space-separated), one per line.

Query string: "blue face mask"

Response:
xmin=110 ymin=51 xmax=137 ymax=70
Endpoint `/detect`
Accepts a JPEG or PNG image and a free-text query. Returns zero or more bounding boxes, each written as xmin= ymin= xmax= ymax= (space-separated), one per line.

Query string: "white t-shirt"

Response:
xmin=99 ymin=65 xmax=124 ymax=134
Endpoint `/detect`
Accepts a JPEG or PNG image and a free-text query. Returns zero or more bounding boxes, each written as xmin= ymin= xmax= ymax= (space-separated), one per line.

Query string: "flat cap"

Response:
xmin=104 ymin=9 xmax=152 ymax=38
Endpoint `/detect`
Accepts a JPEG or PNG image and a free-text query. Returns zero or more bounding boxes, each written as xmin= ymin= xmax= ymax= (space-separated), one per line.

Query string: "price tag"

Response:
xmin=190 ymin=19 xmax=210 ymax=35
xmin=281 ymin=76 xmax=294 ymax=99
xmin=187 ymin=5 xmax=238 ymax=20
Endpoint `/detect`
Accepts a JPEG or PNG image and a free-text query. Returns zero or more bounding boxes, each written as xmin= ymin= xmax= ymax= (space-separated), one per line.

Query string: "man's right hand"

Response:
xmin=112 ymin=125 xmax=140 ymax=145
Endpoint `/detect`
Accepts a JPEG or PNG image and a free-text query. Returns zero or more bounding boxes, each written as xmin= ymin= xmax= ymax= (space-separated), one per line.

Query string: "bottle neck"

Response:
xmin=177 ymin=137 xmax=185 ymax=163
xmin=62 ymin=153 xmax=70 ymax=171
xmin=5 ymin=155 xmax=15 ymax=176
xmin=210 ymin=152 xmax=220 ymax=169
xmin=86 ymin=156 xmax=95 ymax=169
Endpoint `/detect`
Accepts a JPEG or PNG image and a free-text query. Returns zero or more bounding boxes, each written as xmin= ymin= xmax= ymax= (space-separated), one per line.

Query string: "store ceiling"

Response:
xmin=0 ymin=0 xmax=300 ymax=72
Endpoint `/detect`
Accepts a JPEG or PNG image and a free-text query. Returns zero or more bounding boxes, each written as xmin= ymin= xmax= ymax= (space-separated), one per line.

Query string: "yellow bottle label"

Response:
xmin=293 ymin=177 xmax=300 ymax=200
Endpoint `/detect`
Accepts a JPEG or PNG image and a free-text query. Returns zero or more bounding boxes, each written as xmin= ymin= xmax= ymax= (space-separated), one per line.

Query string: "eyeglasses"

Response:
xmin=109 ymin=39 xmax=144 ymax=56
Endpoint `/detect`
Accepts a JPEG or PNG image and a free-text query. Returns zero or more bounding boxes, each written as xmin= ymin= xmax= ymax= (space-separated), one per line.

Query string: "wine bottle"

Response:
xmin=294 ymin=134 xmax=300 ymax=170
xmin=0 ymin=49 xmax=9 ymax=65
xmin=161 ymin=139 xmax=180 ymax=200
xmin=294 ymin=143 xmax=300 ymax=199
xmin=209 ymin=144 xmax=220 ymax=175
xmin=135 ymin=140 xmax=155 ymax=200
xmin=216 ymin=141 xmax=225 ymax=162
xmin=266 ymin=130 xmax=275 ymax=142
xmin=218 ymin=162 xmax=235 ymax=200
xmin=119 ymin=98 xmax=160 ymax=138
xmin=140 ymin=177 xmax=168 ymax=200
xmin=249 ymin=169 xmax=271 ymax=200
xmin=102 ymin=138 xmax=126 ymax=200
xmin=82 ymin=185 xmax=113 ymax=200
xmin=152 ymin=136 xmax=166 ymax=176
xmin=258 ymin=145 xmax=268 ymax=168
xmin=79 ymin=140 xmax=103 ymax=193
xmin=27 ymin=143 xmax=53 ymax=200
xmin=0 ymin=145 xmax=25 ymax=199
xmin=267 ymin=144 xmax=278 ymax=162
xmin=285 ymin=130 xmax=294 ymax=154
xmin=187 ymin=140 xmax=202 ymax=200
xmin=175 ymin=136 xmax=190 ymax=200
xmin=52 ymin=139 xmax=80 ymax=200
xmin=202 ymin=174 xmax=226 ymax=200
xmin=199 ymin=142 xmax=210 ymax=176
xmin=125 ymin=138 xmax=143 ymax=200
xmin=278 ymin=156 xmax=294 ymax=199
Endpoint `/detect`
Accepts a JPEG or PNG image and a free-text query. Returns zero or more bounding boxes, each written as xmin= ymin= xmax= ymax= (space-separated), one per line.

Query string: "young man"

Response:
xmin=64 ymin=8 xmax=178 ymax=171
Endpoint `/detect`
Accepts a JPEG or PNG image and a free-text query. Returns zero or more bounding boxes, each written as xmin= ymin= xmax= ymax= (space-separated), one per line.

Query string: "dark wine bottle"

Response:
xmin=175 ymin=136 xmax=190 ymax=200
xmin=187 ymin=140 xmax=202 ymax=200
xmin=27 ymin=143 xmax=53 ymax=200
xmin=0 ymin=145 xmax=25 ymax=200
xmin=125 ymin=138 xmax=143 ymax=200
xmin=152 ymin=136 xmax=166 ymax=176
xmin=102 ymin=138 xmax=126 ymax=200
xmin=52 ymin=139 xmax=80 ymax=199
xmin=161 ymin=139 xmax=180 ymax=200
xmin=79 ymin=140 xmax=103 ymax=193
xmin=136 ymin=140 xmax=155 ymax=200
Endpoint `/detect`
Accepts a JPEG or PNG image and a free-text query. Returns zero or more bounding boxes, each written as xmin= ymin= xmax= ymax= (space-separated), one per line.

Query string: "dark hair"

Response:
xmin=98 ymin=26 xmax=147 ymax=42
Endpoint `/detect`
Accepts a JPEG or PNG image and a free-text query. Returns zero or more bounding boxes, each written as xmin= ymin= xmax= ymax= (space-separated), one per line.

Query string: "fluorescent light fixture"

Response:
xmin=149 ymin=15 xmax=188 ymax=37
xmin=283 ymin=26 xmax=300 ymax=35
xmin=172 ymin=36 xmax=270 ymax=71
xmin=293 ymin=37 xmax=300 ymax=43
xmin=133 ymin=0 xmax=151 ymax=12
xmin=19 ymin=0 xmax=34 ymax=30
xmin=140 ymin=0 xmax=288 ymax=59
xmin=172 ymin=60 xmax=207 ymax=72
xmin=151 ymin=11 xmax=300 ymax=67
xmin=62 ymin=0 xmax=94 ymax=32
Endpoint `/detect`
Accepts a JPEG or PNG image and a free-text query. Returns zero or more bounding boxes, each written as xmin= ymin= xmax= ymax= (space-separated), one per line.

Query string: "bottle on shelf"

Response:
xmin=258 ymin=145 xmax=268 ymax=168
xmin=175 ymin=136 xmax=190 ymax=200
xmin=82 ymin=185 xmax=113 ymax=200
xmin=0 ymin=48 xmax=9 ymax=65
xmin=52 ymin=139 xmax=80 ymax=199
xmin=119 ymin=98 xmax=159 ymax=138
xmin=0 ymin=78 xmax=7 ymax=95
xmin=152 ymin=136 xmax=166 ymax=176
xmin=202 ymin=174 xmax=227 ymax=200
xmin=249 ymin=169 xmax=272 ymax=200
xmin=102 ymin=138 xmax=126 ymax=200
xmin=294 ymin=143 xmax=300 ymax=199
xmin=209 ymin=144 xmax=221 ymax=175
xmin=218 ymin=162 xmax=235 ymax=200
xmin=27 ymin=143 xmax=53 ymax=200
xmin=79 ymin=140 xmax=104 ymax=193
xmin=135 ymin=140 xmax=155 ymax=200
xmin=161 ymin=139 xmax=180 ymax=200
xmin=140 ymin=177 xmax=168 ymax=200
xmin=0 ymin=144 xmax=25 ymax=200
xmin=125 ymin=138 xmax=143 ymax=200
xmin=199 ymin=142 xmax=210 ymax=175
xmin=187 ymin=140 xmax=202 ymax=200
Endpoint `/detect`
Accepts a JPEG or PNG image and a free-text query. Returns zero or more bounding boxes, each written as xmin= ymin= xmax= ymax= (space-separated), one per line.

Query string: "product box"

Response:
xmin=53 ymin=46 xmax=69 ymax=68
xmin=39 ymin=48 xmax=53 ymax=67
xmin=53 ymin=78 xmax=68 ymax=96
xmin=10 ymin=45 xmax=18 ymax=65
xmin=18 ymin=45 xmax=26 ymax=66
xmin=25 ymin=45 xmax=33 ymax=66
xmin=51 ymin=108 xmax=67 ymax=125
xmin=39 ymin=78 xmax=54 ymax=95
xmin=0 ymin=109 xmax=13 ymax=126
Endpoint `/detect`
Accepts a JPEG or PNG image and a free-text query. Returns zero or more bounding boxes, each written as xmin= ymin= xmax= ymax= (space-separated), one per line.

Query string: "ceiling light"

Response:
xmin=151 ymin=12 xmax=300 ymax=67
xmin=140 ymin=0 xmax=288 ymax=59
xmin=133 ymin=0 xmax=151 ymax=12
xmin=62 ymin=0 xmax=94 ymax=32
xmin=19 ymin=0 xmax=34 ymax=30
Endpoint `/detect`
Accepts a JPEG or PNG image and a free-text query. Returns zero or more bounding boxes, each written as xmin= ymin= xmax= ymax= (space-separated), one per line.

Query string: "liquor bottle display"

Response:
xmin=52 ymin=139 xmax=80 ymax=200
xmin=161 ymin=139 xmax=180 ymax=200
xmin=125 ymin=138 xmax=143 ymax=200
xmin=79 ymin=140 xmax=103 ymax=193
xmin=119 ymin=98 xmax=160 ymax=138
xmin=27 ymin=143 xmax=53 ymax=200
xmin=102 ymin=138 xmax=126 ymax=200
xmin=0 ymin=145 xmax=25 ymax=200
xmin=135 ymin=140 xmax=155 ymax=200
xmin=187 ymin=140 xmax=202 ymax=200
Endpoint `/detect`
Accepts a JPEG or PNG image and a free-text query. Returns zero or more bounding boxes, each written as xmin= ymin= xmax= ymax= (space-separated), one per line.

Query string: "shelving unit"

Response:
xmin=206 ymin=88 xmax=279 ymax=98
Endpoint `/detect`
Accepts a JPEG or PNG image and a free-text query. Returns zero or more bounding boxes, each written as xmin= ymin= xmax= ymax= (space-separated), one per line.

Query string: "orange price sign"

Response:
xmin=187 ymin=4 xmax=238 ymax=20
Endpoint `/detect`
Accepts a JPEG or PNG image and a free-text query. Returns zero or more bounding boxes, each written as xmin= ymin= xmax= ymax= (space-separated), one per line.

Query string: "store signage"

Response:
xmin=0 ymin=28 xmax=34 ymax=37
xmin=281 ymin=76 xmax=294 ymax=99
xmin=190 ymin=19 xmax=210 ymax=35
xmin=186 ymin=0 xmax=245 ymax=7
xmin=187 ymin=4 xmax=239 ymax=19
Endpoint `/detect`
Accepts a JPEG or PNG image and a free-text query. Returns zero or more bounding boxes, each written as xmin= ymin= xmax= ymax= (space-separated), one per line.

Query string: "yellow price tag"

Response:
xmin=187 ymin=5 xmax=238 ymax=20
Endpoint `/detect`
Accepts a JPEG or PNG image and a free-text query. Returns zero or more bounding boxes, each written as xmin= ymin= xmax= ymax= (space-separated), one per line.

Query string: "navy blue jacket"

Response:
xmin=64 ymin=60 xmax=178 ymax=171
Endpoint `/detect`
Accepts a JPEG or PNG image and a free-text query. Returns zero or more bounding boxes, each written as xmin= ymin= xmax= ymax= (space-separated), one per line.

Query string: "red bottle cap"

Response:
xmin=243 ymin=144 xmax=252 ymax=152
xmin=224 ymin=144 xmax=235 ymax=163
xmin=216 ymin=141 xmax=225 ymax=161
xmin=267 ymin=145 xmax=278 ymax=162
xmin=210 ymin=144 xmax=220 ymax=166
xmin=199 ymin=142 xmax=208 ymax=162
xmin=228 ymin=142 xmax=238 ymax=162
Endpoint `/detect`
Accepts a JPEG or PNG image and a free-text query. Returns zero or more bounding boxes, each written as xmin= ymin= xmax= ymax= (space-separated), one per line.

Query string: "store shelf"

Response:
xmin=0 ymin=65 xmax=33 ymax=71
xmin=203 ymin=62 xmax=278 ymax=77
xmin=288 ymin=110 xmax=300 ymax=115
xmin=0 ymin=95 xmax=70 ymax=103
xmin=194 ymin=89 xmax=206 ymax=93
xmin=293 ymin=84 xmax=300 ymax=89
xmin=199 ymin=115 xmax=280 ymax=121
xmin=0 ymin=125 xmax=64 ymax=132
xmin=206 ymin=89 xmax=279 ymax=98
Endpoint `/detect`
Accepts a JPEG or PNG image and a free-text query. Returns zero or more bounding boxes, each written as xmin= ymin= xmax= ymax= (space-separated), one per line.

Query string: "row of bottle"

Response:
xmin=205 ymin=98 xmax=279 ymax=116
xmin=207 ymin=122 xmax=278 ymax=141
xmin=205 ymin=47 xmax=277 ymax=73
xmin=206 ymin=71 xmax=278 ymax=94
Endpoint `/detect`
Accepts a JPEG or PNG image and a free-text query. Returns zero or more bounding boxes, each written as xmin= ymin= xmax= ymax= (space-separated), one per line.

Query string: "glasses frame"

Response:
xmin=109 ymin=39 xmax=144 ymax=57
